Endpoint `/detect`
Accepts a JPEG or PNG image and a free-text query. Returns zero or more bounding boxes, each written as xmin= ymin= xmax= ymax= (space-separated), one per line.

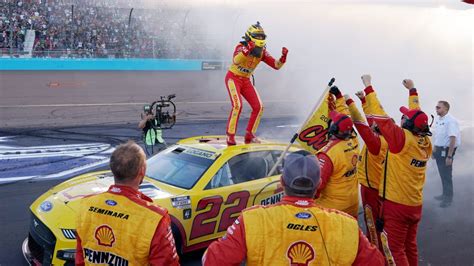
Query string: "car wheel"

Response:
xmin=171 ymin=223 xmax=183 ymax=256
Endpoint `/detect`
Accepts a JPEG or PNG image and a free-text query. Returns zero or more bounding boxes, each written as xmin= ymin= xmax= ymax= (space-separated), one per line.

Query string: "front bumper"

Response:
xmin=22 ymin=237 xmax=42 ymax=266
xmin=23 ymin=212 xmax=75 ymax=265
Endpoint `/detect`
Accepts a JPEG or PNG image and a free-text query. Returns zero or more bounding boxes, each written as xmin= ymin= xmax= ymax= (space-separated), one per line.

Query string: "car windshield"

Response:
xmin=146 ymin=146 xmax=215 ymax=189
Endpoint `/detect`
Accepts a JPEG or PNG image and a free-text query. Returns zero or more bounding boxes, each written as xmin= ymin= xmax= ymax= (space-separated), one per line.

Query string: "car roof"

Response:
xmin=177 ymin=135 xmax=296 ymax=153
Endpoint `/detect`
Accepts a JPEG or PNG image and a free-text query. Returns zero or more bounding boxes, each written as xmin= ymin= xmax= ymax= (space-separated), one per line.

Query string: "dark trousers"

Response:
xmin=434 ymin=146 xmax=455 ymax=202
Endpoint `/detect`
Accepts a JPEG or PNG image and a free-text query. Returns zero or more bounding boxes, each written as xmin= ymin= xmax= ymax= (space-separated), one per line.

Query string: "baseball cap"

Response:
xmin=329 ymin=111 xmax=353 ymax=131
xmin=282 ymin=151 xmax=321 ymax=193
xmin=399 ymin=106 xmax=428 ymax=128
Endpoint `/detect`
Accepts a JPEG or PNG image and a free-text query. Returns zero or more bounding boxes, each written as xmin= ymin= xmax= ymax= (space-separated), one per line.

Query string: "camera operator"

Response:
xmin=138 ymin=104 xmax=158 ymax=131
xmin=138 ymin=104 xmax=162 ymax=146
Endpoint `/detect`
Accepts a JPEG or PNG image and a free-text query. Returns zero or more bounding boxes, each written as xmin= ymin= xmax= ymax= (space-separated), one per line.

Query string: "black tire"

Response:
xmin=171 ymin=223 xmax=183 ymax=256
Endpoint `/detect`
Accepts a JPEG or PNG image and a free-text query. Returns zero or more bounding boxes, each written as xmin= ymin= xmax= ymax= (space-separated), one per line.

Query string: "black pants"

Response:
xmin=434 ymin=146 xmax=456 ymax=202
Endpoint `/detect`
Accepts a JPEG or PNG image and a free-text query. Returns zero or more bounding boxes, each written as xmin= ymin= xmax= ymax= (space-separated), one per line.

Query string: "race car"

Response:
xmin=23 ymin=135 xmax=301 ymax=265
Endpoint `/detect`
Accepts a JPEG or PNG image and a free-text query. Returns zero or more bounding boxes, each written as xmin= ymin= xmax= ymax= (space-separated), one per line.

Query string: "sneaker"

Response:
xmin=434 ymin=195 xmax=445 ymax=201
xmin=244 ymin=133 xmax=261 ymax=144
xmin=439 ymin=201 xmax=452 ymax=208
xmin=226 ymin=135 xmax=236 ymax=146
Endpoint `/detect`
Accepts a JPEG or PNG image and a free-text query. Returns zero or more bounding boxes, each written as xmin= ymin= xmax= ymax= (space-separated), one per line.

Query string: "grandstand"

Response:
xmin=0 ymin=0 xmax=221 ymax=59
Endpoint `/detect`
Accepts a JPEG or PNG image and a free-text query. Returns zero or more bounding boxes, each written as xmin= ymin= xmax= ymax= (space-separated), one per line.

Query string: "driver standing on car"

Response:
xmin=75 ymin=141 xmax=179 ymax=266
xmin=202 ymin=150 xmax=384 ymax=265
xmin=225 ymin=21 xmax=288 ymax=145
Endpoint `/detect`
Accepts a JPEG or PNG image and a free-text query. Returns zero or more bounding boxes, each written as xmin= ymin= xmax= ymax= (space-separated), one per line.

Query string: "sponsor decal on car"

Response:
xmin=139 ymin=182 xmax=162 ymax=198
xmin=39 ymin=201 xmax=53 ymax=212
xmin=260 ymin=191 xmax=284 ymax=206
xmin=183 ymin=208 xmax=192 ymax=220
xmin=171 ymin=196 xmax=192 ymax=209
xmin=183 ymin=148 xmax=216 ymax=159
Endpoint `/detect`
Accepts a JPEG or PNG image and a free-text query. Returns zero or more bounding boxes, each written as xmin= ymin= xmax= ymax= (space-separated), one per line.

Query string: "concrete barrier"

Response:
xmin=0 ymin=58 xmax=207 ymax=71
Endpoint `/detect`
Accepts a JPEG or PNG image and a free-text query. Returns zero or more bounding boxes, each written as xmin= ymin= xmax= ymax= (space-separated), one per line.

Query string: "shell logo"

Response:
xmin=351 ymin=154 xmax=358 ymax=167
xmin=287 ymin=241 xmax=315 ymax=266
xmin=95 ymin=225 xmax=116 ymax=247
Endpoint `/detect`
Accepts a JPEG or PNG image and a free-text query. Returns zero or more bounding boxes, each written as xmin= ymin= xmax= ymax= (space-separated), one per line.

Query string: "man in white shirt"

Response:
xmin=432 ymin=101 xmax=461 ymax=208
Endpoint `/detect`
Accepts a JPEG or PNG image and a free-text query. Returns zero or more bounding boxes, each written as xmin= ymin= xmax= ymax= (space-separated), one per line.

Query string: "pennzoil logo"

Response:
xmin=95 ymin=225 xmax=115 ymax=247
xmin=287 ymin=241 xmax=315 ymax=266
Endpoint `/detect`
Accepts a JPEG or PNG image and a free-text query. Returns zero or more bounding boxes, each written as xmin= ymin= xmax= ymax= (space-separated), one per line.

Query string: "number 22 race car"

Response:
xmin=23 ymin=136 xmax=300 ymax=265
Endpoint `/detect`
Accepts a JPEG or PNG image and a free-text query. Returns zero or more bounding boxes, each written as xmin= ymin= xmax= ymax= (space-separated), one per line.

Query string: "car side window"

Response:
xmin=205 ymin=150 xmax=284 ymax=190
xmin=205 ymin=163 xmax=234 ymax=190
xmin=271 ymin=150 xmax=284 ymax=175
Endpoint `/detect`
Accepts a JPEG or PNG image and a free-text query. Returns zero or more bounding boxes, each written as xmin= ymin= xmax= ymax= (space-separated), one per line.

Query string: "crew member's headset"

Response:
xmin=401 ymin=110 xmax=432 ymax=136
xmin=328 ymin=115 xmax=356 ymax=139
xmin=401 ymin=110 xmax=422 ymax=131
xmin=328 ymin=115 xmax=349 ymax=135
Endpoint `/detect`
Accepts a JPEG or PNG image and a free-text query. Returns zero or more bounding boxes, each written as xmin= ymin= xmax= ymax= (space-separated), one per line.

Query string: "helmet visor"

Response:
xmin=250 ymin=32 xmax=266 ymax=40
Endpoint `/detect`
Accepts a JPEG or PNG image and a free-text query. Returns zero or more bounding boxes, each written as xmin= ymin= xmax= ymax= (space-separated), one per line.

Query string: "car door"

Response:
xmin=186 ymin=149 xmax=284 ymax=246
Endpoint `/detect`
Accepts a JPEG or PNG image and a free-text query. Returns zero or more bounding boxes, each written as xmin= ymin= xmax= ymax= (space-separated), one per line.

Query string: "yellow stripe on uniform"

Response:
xmin=227 ymin=79 xmax=241 ymax=135
xmin=380 ymin=231 xmax=396 ymax=266
xmin=364 ymin=205 xmax=379 ymax=248
xmin=250 ymin=88 xmax=264 ymax=134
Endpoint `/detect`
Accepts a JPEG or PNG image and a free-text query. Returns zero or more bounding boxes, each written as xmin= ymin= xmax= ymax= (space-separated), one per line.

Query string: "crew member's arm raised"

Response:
xmin=362 ymin=74 xmax=405 ymax=154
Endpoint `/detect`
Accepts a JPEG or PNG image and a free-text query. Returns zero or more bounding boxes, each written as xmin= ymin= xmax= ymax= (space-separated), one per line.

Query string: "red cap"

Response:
xmin=399 ymin=106 xmax=428 ymax=128
xmin=329 ymin=111 xmax=353 ymax=131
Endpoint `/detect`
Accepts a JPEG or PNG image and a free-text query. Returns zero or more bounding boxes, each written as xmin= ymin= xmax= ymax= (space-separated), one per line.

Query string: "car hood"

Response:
xmin=30 ymin=171 xmax=185 ymax=234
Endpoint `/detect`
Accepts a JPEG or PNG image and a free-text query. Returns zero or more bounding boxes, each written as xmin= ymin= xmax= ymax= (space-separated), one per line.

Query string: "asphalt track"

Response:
xmin=0 ymin=71 xmax=473 ymax=265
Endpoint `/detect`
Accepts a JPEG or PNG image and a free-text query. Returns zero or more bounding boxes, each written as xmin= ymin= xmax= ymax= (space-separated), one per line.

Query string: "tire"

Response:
xmin=171 ymin=223 xmax=184 ymax=256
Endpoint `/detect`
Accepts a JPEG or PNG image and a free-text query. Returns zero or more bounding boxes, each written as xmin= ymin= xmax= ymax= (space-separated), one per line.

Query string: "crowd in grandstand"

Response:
xmin=0 ymin=0 xmax=216 ymax=59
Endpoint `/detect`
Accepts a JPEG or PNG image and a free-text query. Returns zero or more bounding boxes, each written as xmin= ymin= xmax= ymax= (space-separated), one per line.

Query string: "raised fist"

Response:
xmin=280 ymin=47 xmax=288 ymax=63
xmin=329 ymin=86 xmax=341 ymax=97
xmin=402 ymin=79 xmax=415 ymax=90
xmin=355 ymin=91 xmax=365 ymax=100
xmin=361 ymin=74 xmax=372 ymax=88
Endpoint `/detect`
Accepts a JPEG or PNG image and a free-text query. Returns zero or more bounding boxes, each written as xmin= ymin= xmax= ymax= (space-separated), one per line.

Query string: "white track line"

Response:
xmin=0 ymin=158 xmax=109 ymax=183
xmin=0 ymin=175 xmax=36 ymax=183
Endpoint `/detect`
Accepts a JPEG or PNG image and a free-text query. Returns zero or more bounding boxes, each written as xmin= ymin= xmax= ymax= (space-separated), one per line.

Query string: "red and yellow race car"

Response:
xmin=23 ymin=136 xmax=300 ymax=265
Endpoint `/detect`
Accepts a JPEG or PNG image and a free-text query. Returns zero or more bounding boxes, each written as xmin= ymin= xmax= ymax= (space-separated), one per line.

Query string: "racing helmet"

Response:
xmin=245 ymin=21 xmax=266 ymax=47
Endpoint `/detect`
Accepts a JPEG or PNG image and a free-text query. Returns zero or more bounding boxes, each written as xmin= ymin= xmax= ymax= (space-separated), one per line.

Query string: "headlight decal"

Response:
xmin=61 ymin=229 xmax=77 ymax=240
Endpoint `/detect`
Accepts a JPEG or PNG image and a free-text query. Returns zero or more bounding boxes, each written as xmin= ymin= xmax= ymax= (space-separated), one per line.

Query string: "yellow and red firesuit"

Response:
xmin=349 ymin=87 xmax=420 ymax=250
xmin=75 ymin=185 xmax=179 ymax=266
xmin=315 ymin=90 xmax=360 ymax=218
xmin=226 ymin=22 xmax=288 ymax=145
xmin=202 ymin=196 xmax=384 ymax=266
xmin=346 ymin=95 xmax=387 ymax=249
xmin=364 ymin=85 xmax=432 ymax=266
